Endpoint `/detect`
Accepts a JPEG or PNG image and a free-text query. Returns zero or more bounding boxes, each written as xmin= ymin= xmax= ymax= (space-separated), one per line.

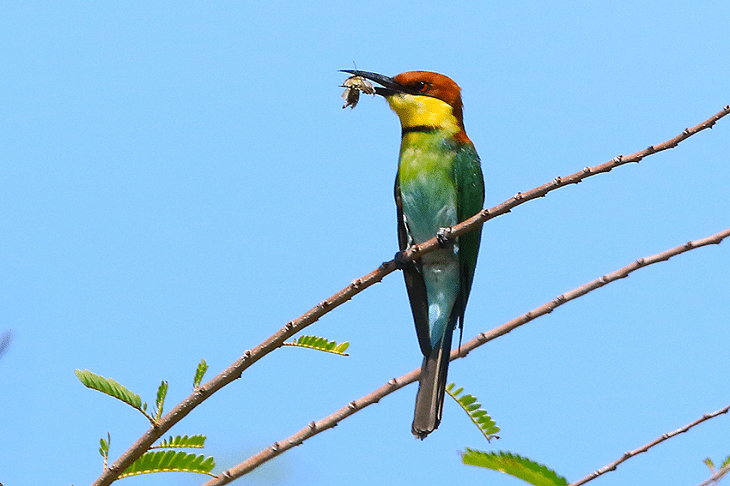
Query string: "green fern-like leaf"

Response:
xmin=446 ymin=383 xmax=500 ymax=441
xmin=152 ymin=434 xmax=206 ymax=449
xmin=462 ymin=449 xmax=568 ymax=486
xmin=155 ymin=381 xmax=168 ymax=421
xmin=119 ymin=450 xmax=215 ymax=478
xmin=75 ymin=369 xmax=143 ymax=410
xmin=283 ymin=335 xmax=349 ymax=356
xmin=193 ymin=359 xmax=209 ymax=389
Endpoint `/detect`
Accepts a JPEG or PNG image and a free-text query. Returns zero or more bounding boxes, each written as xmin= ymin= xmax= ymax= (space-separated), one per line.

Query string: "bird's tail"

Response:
xmin=411 ymin=327 xmax=454 ymax=439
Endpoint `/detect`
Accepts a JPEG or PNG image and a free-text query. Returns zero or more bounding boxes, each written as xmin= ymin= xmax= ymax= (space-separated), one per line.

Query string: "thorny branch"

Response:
xmin=202 ymin=226 xmax=730 ymax=485
xmin=568 ymin=402 xmax=730 ymax=486
xmin=91 ymin=106 xmax=729 ymax=486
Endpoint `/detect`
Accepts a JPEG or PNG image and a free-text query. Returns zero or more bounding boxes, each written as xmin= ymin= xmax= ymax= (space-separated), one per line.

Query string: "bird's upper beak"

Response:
xmin=339 ymin=69 xmax=402 ymax=97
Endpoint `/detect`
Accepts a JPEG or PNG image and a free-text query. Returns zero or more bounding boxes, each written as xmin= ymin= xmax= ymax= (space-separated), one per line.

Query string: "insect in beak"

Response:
xmin=341 ymin=75 xmax=376 ymax=109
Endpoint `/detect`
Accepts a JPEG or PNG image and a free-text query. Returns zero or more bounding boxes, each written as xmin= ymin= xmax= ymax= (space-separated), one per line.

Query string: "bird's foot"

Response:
xmin=391 ymin=250 xmax=414 ymax=270
xmin=436 ymin=227 xmax=452 ymax=248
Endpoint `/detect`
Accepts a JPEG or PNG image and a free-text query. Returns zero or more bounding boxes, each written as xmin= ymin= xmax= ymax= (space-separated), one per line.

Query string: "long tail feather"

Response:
xmin=411 ymin=327 xmax=454 ymax=439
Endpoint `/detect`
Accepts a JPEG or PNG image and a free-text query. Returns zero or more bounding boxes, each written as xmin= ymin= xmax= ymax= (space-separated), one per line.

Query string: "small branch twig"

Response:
xmin=90 ymin=106 xmax=729 ymax=486
xmin=569 ymin=402 xmax=730 ymax=486
xmin=203 ymin=226 xmax=730 ymax=485
xmin=697 ymin=463 xmax=730 ymax=486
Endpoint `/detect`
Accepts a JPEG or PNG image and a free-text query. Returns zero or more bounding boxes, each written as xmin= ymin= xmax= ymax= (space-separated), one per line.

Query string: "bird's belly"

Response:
xmin=400 ymin=181 xmax=457 ymax=245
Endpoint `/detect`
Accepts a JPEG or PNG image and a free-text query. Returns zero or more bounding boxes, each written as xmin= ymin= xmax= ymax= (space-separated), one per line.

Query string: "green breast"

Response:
xmin=397 ymin=131 xmax=459 ymax=244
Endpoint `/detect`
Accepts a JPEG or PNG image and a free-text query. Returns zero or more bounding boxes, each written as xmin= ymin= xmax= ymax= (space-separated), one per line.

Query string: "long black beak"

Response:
xmin=339 ymin=69 xmax=401 ymax=97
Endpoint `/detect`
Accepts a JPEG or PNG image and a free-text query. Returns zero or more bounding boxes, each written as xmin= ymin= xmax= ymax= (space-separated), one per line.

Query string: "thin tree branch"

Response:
xmin=568 ymin=403 xmax=730 ymax=486
xmin=91 ymin=105 xmax=728 ymax=486
xmin=454 ymin=227 xmax=730 ymax=358
xmin=202 ymin=226 xmax=730 ymax=485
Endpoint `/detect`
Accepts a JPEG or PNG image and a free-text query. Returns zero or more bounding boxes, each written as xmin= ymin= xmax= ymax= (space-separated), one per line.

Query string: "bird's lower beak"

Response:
xmin=339 ymin=69 xmax=400 ymax=97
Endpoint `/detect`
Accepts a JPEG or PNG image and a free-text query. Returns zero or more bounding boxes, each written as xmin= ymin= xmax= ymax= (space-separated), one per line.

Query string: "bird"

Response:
xmin=341 ymin=70 xmax=485 ymax=438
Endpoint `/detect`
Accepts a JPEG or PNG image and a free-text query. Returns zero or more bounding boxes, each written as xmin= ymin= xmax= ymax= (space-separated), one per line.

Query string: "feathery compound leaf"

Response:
xmin=193 ymin=359 xmax=209 ymax=389
xmin=446 ymin=383 xmax=500 ymax=441
xmin=152 ymin=435 xmax=207 ymax=449
xmin=155 ymin=381 xmax=168 ymax=421
xmin=119 ymin=450 xmax=215 ymax=478
xmin=75 ymin=369 xmax=143 ymax=410
xmin=462 ymin=449 xmax=568 ymax=486
xmin=283 ymin=335 xmax=349 ymax=356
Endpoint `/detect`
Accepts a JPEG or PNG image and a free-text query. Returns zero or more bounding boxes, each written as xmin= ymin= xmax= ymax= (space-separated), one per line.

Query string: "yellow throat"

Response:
xmin=387 ymin=93 xmax=461 ymax=134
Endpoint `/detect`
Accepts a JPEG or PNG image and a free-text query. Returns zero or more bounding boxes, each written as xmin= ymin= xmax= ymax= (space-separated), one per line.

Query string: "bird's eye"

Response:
xmin=415 ymin=81 xmax=429 ymax=92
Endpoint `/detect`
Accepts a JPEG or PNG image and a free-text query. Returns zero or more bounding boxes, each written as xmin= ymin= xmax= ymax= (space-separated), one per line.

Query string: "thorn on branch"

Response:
xmin=583 ymin=167 xmax=592 ymax=174
xmin=613 ymin=155 xmax=623 ymax=164
xmin=348 ymin=401 xmax=358 ymax=410
xmin=553 ymin=176 xmax=562 ymax=185
xmin=244 ymin=350 xmax=252 ymax=358
xmin=309 ymin=421 xmax=317 ymax=430
xmin=271 ymin=442 xmax=280 ymax=452
xmin=514 ymin=192 xmax=523 ymax=201
xmin=646 ymin=145 xmax=656 ymax=153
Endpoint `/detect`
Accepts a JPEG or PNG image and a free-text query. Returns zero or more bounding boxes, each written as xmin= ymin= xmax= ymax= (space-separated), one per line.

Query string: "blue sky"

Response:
xmin=1 ymin=2 xmax=729 ymax=485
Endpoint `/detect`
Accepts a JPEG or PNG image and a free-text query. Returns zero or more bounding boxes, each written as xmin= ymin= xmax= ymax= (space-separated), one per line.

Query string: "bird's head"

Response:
xmin=341 ymin=70 xmax=470 ymax=143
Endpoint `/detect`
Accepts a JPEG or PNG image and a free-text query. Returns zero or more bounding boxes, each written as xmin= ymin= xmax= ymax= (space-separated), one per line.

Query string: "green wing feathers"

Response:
xmin=453 ymin=142 xmax=485 ymax=322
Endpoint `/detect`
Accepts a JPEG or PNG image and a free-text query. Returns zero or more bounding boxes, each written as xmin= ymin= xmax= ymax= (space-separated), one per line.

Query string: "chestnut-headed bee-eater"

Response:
xmin=342 ymin=70 xmax=485 ymax=438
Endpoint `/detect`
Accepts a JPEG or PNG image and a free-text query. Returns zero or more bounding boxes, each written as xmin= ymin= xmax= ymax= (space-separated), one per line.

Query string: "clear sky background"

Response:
xmin=1 ymin=2 xmax=729 ymax=486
